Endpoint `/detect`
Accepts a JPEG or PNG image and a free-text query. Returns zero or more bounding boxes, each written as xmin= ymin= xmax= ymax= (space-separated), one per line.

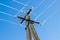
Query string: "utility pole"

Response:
xmin=25 ymin=15 xmax=40 ymax=40
xmin=17 ymin=7 xmax=41 ymax=40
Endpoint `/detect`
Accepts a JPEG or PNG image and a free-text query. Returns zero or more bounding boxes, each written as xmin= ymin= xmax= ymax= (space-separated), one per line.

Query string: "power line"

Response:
xmin=12 ymin=0 xmax=27 ymax=6
xmin=14 ymin=7 xmax=26 ymax=17
xmin=29 ymin=0 xmax=44 ymax=18
xmin=34 ymin=0 xmax=56 ymax=20
xmin=14 ymin=0 xmax=31 ymax=17
xmin=13 ymin=0 xmax=44 ymax=17
xmin=0 ymin=11 xmax=14 ymax=17
xmin=35 ymin=0 xmax=45 ymax=9
xmin=34 ymin=0 xmax=44 ymax=17
xmin=42 ymin=8 xmax=60 ymax=26
xmin=0 ymin=11 xmax=21 ymax=20
xmin=0 ymin=3 xmax=19 ymax=11
xmin=0 ymin=18 xmax=18 ymax=26
xmin=0 ymin=11 xmax=22 ymax=26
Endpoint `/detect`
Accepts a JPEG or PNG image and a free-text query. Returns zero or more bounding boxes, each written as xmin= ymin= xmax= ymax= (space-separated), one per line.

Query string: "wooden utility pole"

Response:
xmin=17 ymin=7 xmax=41 ymax=40
xmin=25 ymin=15 xmax=40 ymax=40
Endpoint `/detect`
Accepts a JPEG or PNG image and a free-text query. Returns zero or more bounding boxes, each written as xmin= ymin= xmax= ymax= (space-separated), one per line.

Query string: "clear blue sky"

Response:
xmin=0 ymin=0 xmax=60 ymax=40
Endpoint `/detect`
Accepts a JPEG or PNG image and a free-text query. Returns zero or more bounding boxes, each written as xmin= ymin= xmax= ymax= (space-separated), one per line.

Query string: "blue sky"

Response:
xmin=0 ymin=0 xmax=60 ymax=40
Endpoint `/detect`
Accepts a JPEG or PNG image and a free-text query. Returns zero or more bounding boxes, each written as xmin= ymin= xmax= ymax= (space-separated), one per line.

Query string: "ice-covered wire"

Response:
xmin=0 ymin=11 xmax=20 ymax=20
xmin=31 ymin=0 xmax=45 ymax=17
xmin=14 ymin=7 xmax=26 ymax=17
xmin=42 ymin=8 xmax=60 ymax=26
xmin=34 ymin=0 xmax=56 ymax=20
xmin=0 ymin=11 xmax=14 ymax=17
xmin=14 ymin=0 xmax=31 ymax=17
xmin=0 ymin=11 xmax=22 ymax=26
xmin=35 ymin=0 xmax=45 ymax=9
xmin=12 ymin=0 xmax=27 ymax=6
xmin=0 ymin=18 xmax=18 ymax=26
xmin=0 ymin=3 xmax=18 ymax=11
